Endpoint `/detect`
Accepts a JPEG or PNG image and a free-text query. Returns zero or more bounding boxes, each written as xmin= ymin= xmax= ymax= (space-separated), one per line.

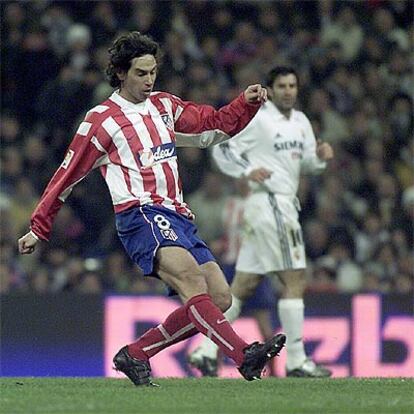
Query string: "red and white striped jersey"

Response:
xmin=30 ymin=90 xmax=260 ymax=241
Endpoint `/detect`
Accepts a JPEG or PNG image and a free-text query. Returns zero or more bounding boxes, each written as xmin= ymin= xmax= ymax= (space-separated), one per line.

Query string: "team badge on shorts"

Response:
xmin=161 ymin=228 xmax=178 ymax=241
xmin=153 ymin=213 xmax=179 ymax=241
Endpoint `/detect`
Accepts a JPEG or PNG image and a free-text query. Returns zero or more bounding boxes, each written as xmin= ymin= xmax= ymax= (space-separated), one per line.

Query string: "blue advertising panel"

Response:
xmin=1 ymin=294 xmax=413 ymax=377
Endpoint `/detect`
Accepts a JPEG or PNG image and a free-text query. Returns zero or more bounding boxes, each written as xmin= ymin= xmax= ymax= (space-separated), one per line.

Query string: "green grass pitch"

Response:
xmin=0 ymin=377 xmax=413 ymax=414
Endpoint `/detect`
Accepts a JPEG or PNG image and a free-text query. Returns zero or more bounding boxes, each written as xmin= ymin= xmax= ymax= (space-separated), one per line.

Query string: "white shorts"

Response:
xmin=236 ymin=192 xmax=306 ymax=274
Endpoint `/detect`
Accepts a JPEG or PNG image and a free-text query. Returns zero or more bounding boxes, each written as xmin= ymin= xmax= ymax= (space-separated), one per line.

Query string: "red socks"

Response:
xmin=128 ymin=293 xmax=247 ymax=366
xmin=185 ymin=294 xmax=247 ymax=365
xmin=128 ymin=305 xmax=198 ymax=360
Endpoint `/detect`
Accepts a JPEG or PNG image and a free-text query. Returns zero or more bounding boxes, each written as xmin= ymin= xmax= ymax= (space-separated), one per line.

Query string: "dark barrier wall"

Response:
xmin=1 ymin=294 xmax=413 ymax=377
xmin=1 ymin=295 xmax=103 ymax=376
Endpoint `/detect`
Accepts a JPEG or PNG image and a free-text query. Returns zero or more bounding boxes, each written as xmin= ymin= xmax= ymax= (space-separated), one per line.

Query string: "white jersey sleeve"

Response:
xmin=211 ymin=116 xmax=258 ymax=178
xmin=300 ymin=114 xmax=326 ymax=174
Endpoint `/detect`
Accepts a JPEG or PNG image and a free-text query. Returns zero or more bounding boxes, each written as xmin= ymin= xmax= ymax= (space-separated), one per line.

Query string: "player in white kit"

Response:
xmin=189 ymin=66 xmax=334 ymax=377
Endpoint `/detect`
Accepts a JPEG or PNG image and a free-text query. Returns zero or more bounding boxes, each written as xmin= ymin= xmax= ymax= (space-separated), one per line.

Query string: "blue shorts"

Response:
xmin=115 ymin=205 xmax=215 ymax=277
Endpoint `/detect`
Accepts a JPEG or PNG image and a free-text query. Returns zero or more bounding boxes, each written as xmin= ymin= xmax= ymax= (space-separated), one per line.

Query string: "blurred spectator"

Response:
xmin=1 ymin=147 xmax=24 ymax=194
xmin=1 ymin=114 xmax=23 ymax=149
xmin=307 ymin=88 xmax=349 ymax=143
xmin=61 ymin=257 xmax=85 ymax=291
xmin=304 ymin=219 xmax=330 ymax=261
xmin=370 ymin=242 xmax=399 ymax=282
xmin=42 ymin=248 xmax=69 ymax=292
xmin=308 ymin=257 xmax=338 ymax=293
xmin=354 ymin=212 xmax=389 ymax=263
xmin=362 ymin=267 xmax=386 ymax=293
xmin=13 ymin=27 xmax=60 ymax=125
xmin=202 ymin=6 xmax=234 ymax=40
xmin=29 ymin=267 xmax=50 ymax=294
xmin=177 ymin=148 xmax=209 ymax=195
xmin=219 ymin=21 xmax=259 ymax=81
xmin=320 ymin=6 xmax=363 ymax=62
xmin=126 ymin=1 xmax=169 ymax=42
xmin=389 ymin=94 xmax=413 ymax=149
xmin=77 ymin=271 xmax=103 ymax=294
xmin=49 ymin=205 xmax=85 ymax=255
xmin=88 ymin=2 xmax=118 ymax=48
xmin=371 ymin=7 xmax=410 ymax=52
xmin=36 ymin=65 xmax=86 ymax=133
xmin=41 ymin=3 xmax=73 ymax=57
xmin=393 ymin=273 xmax=413 ymax=295
xmin=22 ymin=134 xmax=54 ymax=193
xmin=9 ymin=177 xmax=38 ymax=236
xmin=104 ymin=251 xmax=134 ymax=292
xmin=328 ymin=243 xmax=363 ymax=293
xmin=187 ymin=172 xmax=228 ymax=246
xmin=65 ymin=24 xmax=92 ymax=78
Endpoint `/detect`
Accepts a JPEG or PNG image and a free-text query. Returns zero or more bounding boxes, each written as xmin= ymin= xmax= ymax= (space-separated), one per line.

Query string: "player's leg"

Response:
xmin=201 ymin=261 xmax=232 ymax=312
xmin=155 ymin=246 xmax=249 ymax=365
xmin=157 ymin=247 xmax=285 ymax=380
xmin=277 ymin=269 xmax=332 ymax=377
xmin=189 ymin=193 xmax=273 ymax=375
xmin=189 ymin=271 xmax=263 ymax=374
xmin=192 ymin=271 xmax=263 ymax=356
xmin=245 ymin=276 xmax=278 ymax=376
xmin=116 ymin=246 xmax=284 ymax=384
xmin=252 ymin=309 xmax=277 ymax=376
xmin=276 ymin=268 xmax=307 ymax=370
xmin=121 ymin=261 xmax=230 ymax=370
xmin=186 ymin=260 xmax=231 ymax=376
xmin=113 ymin=246 xmax=245 ymax=385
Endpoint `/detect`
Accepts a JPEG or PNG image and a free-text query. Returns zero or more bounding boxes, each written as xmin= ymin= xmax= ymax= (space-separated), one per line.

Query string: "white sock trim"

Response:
xmin=189 ymin=305 xmax=234 ymax=351
xmin=190 ymin=295 xmax=244 ymax=359
xmin=278 ymin=298 xmax=304 ymax=309
xmin=224 ymin=294 xmax=243 ymax=322
xmin=142 ymin=322 xmax=195 ymax=352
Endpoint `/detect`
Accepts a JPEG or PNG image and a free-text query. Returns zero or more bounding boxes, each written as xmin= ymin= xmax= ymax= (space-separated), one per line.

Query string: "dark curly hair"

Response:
xmin=106 ymin=31 xmax=161 ymax=88
xmin=266 ymin=66 xmax=299 ymax=88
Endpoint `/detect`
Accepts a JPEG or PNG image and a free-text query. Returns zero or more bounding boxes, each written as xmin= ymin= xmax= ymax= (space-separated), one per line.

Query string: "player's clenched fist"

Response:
xmin=316 ymin=139 xmax=334 ymax=161
xmin=244 ymin=84 xmax=267 ymax=104
xmin=18 ymin=232 xmax=38 ymax=254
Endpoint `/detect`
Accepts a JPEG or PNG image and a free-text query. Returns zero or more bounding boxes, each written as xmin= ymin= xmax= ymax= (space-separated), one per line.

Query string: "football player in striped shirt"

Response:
xmin=18 ymin=31 xmax=285 ymax=386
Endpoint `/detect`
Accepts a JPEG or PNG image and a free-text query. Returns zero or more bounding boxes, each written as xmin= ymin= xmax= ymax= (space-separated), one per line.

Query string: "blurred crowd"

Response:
xmin=1 ymin=0 xmax=413 ymax=296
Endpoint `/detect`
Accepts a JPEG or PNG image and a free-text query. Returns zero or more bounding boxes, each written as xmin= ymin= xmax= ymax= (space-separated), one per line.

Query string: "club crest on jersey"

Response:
xmin=61 ymin=149 xmax=74 ymax=169
xmin=138 ymin=142 xmax=177 ymax=169
xmin=160 ymin=113 xmax=174 ymax=131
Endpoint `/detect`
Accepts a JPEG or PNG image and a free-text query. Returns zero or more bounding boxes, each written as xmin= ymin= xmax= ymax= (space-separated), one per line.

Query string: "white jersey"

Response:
xmin=212 ymin=100 xmax=326 ymax=196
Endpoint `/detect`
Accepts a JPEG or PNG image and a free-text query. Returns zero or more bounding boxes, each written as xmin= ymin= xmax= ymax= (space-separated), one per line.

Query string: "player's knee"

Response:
xmin=212 ymin=290 xmax=232 ymax=312
xmin=176 ymin=267 xmax=208 ymax=296
xmin=233 ymin=283 xmax=255 ymax=301
xmin=283 ymin=279 xmax=306 ymax=298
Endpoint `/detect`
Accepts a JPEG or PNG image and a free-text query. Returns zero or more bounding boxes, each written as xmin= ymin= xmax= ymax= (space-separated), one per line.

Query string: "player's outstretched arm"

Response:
xmin=244 ymin=84 xmax=267 ymax=104
xmin=174 ymin=84 xmax=266 ymax=142
xmin=18 ymin=232 xmax=38 ymax=255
